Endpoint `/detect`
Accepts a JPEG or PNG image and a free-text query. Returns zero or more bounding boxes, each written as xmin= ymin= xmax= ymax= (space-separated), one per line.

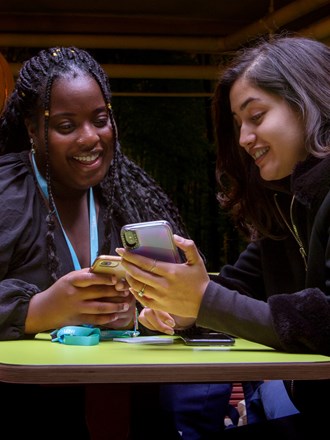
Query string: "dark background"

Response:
xmin=1 ymin=1 xmax=329 ymax=271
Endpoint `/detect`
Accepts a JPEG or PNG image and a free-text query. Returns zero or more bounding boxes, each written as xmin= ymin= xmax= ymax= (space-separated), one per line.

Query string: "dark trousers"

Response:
xmin=223 ymin=413 xmax=321 ymax=440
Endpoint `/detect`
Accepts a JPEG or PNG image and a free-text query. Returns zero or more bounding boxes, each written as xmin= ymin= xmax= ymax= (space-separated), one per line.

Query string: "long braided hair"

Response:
xmin=0 ymin=47 xmax=188 ymax=282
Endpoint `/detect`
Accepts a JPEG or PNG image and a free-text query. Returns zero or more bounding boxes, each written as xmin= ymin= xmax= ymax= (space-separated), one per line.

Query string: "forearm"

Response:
xmin=25 ymin=289 xmax=65 ymax=334
xmin=197 ymin=280 xmax=283 ymax=349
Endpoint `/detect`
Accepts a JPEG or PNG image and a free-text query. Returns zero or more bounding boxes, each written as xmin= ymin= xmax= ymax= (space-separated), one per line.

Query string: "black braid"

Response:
xmin=0 ymin=46 xmax=189 ymax=281
xmin=44 ymin=74 xmax=60 ymax=281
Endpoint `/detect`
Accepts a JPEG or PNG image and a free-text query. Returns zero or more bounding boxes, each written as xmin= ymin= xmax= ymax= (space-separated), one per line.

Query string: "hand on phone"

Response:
xmin=120 ymin=220 xmax=182 ymax=263
xmin=90 ymin=255 xmax=126 ymax=279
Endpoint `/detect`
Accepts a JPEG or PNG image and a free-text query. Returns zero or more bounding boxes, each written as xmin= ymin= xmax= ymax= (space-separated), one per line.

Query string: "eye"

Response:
xmin=251 ymin=112 xmax=264 ymax=123
xmin=94 ymin=117 xmax=109 ymax=128
xmin=57 ymin=121 xmax=75 ymax=133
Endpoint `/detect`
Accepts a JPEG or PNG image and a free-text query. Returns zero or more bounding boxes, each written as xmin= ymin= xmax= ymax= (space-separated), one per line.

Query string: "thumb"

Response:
xmin=173 ymin=234 xmax=201 ymax=265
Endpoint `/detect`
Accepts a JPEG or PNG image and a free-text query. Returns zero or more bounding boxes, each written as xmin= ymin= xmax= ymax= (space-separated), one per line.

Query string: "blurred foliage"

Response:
xmin=111 ymin=92 xmax=242 ymax=270
xmin=106 ymin=50 xmax=243 ymax=271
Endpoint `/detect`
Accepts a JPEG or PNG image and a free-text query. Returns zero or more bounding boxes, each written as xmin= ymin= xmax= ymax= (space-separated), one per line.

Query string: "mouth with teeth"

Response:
xmin=73 ymin=152 xmax=100 ymax=163
xmin=252 ymin=147 xmax=269 ymax=161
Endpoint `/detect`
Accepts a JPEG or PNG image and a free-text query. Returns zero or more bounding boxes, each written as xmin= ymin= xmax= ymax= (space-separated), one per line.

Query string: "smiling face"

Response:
xmin=229 ymin=77 xmax=307 ymax=181
xmin=26 ymin=73 xmax=115 ymax=197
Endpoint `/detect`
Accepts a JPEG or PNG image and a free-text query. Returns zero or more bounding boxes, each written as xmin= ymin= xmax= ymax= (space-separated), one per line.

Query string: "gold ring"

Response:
xmin=137 ymin=284 xmax=146 ymax=297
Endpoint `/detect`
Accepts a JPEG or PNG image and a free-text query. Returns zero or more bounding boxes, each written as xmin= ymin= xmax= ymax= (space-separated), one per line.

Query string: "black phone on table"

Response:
xmin=181 ymin=332 xmax=235 ymax=346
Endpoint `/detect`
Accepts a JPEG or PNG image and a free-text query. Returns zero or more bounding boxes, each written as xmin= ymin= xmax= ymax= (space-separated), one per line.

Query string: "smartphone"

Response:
xmin=181 ymin=332 xmax=235 ymax=346
xmin=90 ymin=255 xmax=126 ymax=279
xmin=120 ymin=220 xmax=181 ymax=263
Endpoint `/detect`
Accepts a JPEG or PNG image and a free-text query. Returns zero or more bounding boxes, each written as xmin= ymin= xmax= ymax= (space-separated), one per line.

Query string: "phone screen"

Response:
xmin=181 ymin=332 xmax=235 ymax=346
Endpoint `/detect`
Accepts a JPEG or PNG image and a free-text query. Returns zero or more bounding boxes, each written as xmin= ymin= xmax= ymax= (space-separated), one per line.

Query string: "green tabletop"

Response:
xmin=0 ymin=333 xmax=328 ymax=366
xmin=0 ymin=334 xmax=329 ymax=384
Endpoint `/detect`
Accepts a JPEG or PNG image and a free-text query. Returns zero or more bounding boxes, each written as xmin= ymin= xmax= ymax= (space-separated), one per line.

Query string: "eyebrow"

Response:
xmin=50 ymin=106 xmax=108 ymax=118
xmin=240 ymin=97 xmax=261 ymax=111
xmin=232 ymin=97 xmax=261 ymax=115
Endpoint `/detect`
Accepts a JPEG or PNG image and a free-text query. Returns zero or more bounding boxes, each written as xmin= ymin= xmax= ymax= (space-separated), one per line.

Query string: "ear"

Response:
xmin=24 ymin=118 xmax=37 ymax=140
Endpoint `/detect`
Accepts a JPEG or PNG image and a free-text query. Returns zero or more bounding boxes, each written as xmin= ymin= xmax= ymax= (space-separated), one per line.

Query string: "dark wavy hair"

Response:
xmin=0 ymin=47 xmax=188 ymax=281
xmin=212 ymin=35 xmax=330 ymax=238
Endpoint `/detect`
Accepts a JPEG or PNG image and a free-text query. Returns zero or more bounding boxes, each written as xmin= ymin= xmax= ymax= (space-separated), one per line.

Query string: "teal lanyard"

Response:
xmin=50 ymin=325 xmax=140 ymax=345
xmin=31 ymin=154 xmax=98 ymax=269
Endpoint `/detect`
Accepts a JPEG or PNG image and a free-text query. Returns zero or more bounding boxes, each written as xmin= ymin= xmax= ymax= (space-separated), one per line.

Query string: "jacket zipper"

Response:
xmin=274 ymin=193 xmax=308 ymax=404
xmin=274 ymin=194 xmax=307 ymax=271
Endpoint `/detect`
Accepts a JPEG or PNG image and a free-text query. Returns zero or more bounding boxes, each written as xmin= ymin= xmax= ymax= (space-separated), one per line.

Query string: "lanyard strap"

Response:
xmin=51 ymin=325 xmax=140 ymax=345
xmin=51 ymin=326 xmax=101 ymax=345
xmin=31 ymin=154 xmax=98 ymax=269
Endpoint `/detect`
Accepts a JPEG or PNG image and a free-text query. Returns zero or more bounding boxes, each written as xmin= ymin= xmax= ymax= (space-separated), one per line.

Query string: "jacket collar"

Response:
xmin=291 ymin=155 xmax=330 ymax=209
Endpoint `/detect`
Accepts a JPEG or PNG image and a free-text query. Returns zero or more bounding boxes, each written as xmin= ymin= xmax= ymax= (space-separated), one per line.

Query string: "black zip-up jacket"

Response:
xmin=197 ymin=155 xmax=330 ymax=413
xmin=197 ymin=155 xmax=330 ymax=355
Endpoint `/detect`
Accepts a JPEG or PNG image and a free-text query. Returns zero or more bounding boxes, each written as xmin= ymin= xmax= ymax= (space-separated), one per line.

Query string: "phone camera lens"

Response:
xmin=124 ymin=230 xmax=138 ymax=247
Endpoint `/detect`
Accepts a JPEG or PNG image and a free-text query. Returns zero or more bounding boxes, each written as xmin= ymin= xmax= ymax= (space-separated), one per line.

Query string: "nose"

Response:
xmin=77 ymin=124 xmax=99 ymax=148
xmin=239 ymin=125 xmax=256 ymax=150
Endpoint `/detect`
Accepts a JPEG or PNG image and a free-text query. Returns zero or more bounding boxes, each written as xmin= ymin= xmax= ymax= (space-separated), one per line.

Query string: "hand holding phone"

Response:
xmin=90 ymin=255 xmax=126 ymax=279
xmin=120 ymin=220 xmax=182 ymax=263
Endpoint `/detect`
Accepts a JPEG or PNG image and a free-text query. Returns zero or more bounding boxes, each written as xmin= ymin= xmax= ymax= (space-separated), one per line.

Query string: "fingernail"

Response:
xmin=115 ymin=248 xmax=123 ymax=256
xmin=165 ymin=319 xmax=175 ymax=327
xmin=173 ymin=234 xmax=183 ymax=242
xmin=165 ymin=329 xmax=175 ymax=335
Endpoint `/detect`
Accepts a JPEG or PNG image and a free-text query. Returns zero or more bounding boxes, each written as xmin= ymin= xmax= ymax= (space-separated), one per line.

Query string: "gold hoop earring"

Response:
xmin=30 ymin=138 xmax=36 ymax=154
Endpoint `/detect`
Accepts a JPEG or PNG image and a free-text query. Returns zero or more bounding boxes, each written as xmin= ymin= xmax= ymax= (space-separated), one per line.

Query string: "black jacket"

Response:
xmin=197 ymin=156 xmax=330 ymax=417
xmin=198 ymin=155 xmax=330 ymax=355
xmin=0 ymin=151 xmax=122 ymax=340
xmin=197 ymin=155 xmax=330 ymax=413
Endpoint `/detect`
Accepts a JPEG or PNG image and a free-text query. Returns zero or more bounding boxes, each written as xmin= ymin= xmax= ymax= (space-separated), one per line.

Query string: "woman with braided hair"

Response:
xmin=0 ymin=47 xmax=235 ymax=439
xmin=0 ymin=46 xmax=187 ymax=287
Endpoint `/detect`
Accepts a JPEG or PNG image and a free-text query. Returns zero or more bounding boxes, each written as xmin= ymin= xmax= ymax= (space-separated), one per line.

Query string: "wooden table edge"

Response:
xmin=1 ymin=361 xmax=330 ymax=384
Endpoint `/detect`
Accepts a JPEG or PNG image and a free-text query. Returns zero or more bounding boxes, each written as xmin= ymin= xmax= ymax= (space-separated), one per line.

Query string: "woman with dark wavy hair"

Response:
xmin=118 ymin=35 xmax=330 ymax=437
